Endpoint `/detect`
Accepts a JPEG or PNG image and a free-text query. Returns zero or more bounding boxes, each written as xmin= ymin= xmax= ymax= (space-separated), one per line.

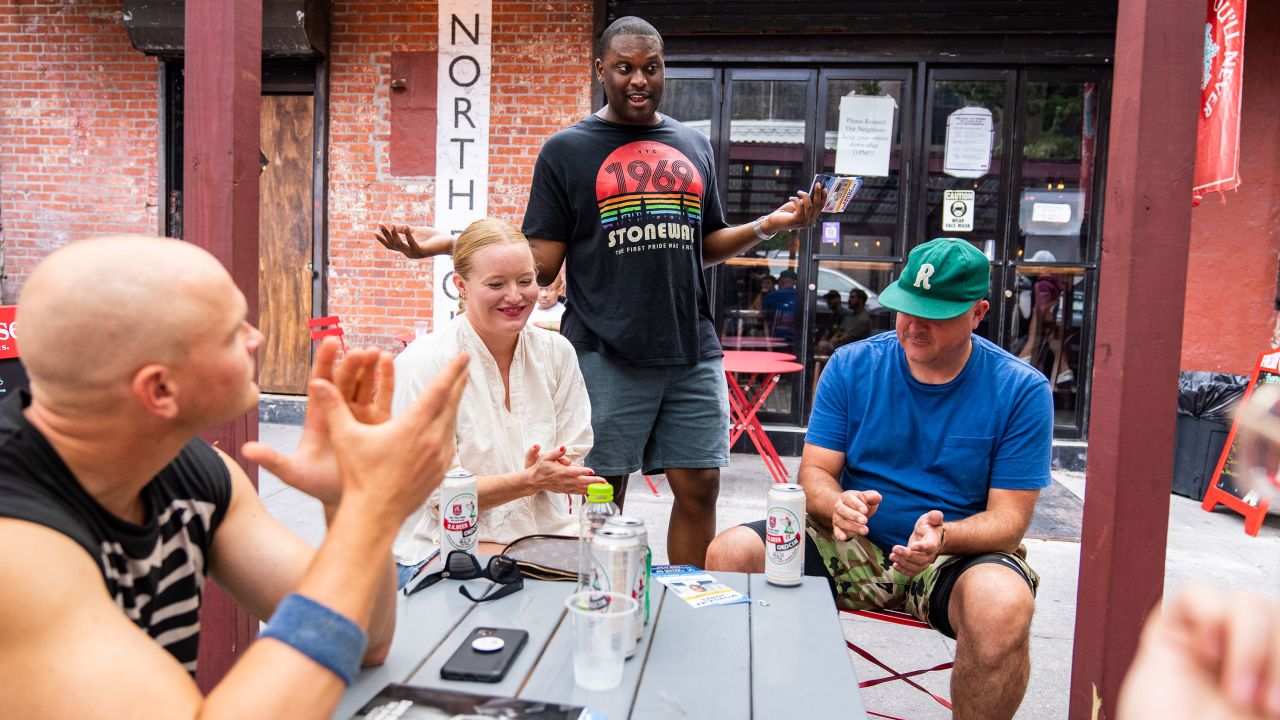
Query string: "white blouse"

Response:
xmin=391 ymin=315 xmax=593 ymax=565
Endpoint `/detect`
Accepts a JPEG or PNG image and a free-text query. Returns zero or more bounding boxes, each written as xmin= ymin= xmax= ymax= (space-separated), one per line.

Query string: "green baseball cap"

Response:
xmin=878 ymin=238 xmax=990 ymax=320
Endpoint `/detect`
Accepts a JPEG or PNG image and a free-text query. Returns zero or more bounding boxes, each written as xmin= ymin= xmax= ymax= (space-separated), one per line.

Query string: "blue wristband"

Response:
xmin=260 ymin=593 xmax=368 ymax=685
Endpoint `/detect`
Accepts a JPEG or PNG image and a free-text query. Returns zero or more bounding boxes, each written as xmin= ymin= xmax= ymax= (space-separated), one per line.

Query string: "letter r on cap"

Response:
xmin=914 ymin=264 xmax=935 ymax=290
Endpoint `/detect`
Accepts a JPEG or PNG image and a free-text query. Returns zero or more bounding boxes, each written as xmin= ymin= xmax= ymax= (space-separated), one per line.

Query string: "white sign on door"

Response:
xmin=835 ymin=95 xmax=896 ymax=177
xmin=942 ymin=189 xmax=975 ymax=232
xmin=943 ymin=106 xmax=993 ymax=179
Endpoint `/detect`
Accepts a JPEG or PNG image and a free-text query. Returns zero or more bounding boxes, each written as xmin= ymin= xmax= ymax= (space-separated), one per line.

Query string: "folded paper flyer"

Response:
xmin=652 ymin=565 xmax=750 ymax=608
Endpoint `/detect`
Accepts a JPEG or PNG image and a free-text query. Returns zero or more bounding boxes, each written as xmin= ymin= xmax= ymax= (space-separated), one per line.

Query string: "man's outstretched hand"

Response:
xmin=375 ymin=224 xmax=430 ymax=259
xmin=374 ymin=224 xmax=454 ymax=260
xmin=762 ymin=180 xmax=827 ymax=235
xmin=889 ymin=510 xmax=945 ymax=577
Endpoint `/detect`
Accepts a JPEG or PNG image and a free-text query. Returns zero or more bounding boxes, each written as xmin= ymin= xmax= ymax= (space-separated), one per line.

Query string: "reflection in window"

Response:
xmin=1007 ymin=267 xmax=1085 ymax=426
xmin=1016 ymin=82 xmax=1100 ymax=263
xmin=663 ymin=77 xmax=713 ymax=127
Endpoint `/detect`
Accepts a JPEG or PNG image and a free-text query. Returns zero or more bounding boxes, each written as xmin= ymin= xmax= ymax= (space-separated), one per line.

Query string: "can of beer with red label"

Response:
xmin=765 ymin=483 xmax=806 ymax=586
xmin=590 ymin=526 xmax=641 ymax=657
xmin=440 ymin=469 xmax=478 ymax=557
xmin=605 ymin=515 xmax=650 ymax=636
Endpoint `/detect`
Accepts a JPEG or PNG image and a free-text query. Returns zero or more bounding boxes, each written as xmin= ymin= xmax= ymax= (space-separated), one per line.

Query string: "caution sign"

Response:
xmin=942 ymin=190 xmax=975 ymax=233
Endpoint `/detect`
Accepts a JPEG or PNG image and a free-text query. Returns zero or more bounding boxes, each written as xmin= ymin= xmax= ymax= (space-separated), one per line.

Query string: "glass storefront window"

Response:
xmin=1015 ymin=81 xmax=1101 ymax=263
xmin=817 ymin=79 xmax=905 ymax=258
xmin=804 ymin=260 xmax=896 ymax=414
xmin=662 ymin=76 xmax=714 ymax=132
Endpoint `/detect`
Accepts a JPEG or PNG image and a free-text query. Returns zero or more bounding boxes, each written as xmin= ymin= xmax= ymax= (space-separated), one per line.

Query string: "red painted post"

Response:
xmin=1067 ymin=0 xmax=1204 ymax=717
xmin=184 ymin=0 xmax=262 ymax=693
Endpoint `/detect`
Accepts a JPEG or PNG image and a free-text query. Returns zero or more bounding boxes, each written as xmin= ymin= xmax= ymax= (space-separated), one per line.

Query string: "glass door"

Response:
xmin=1002 ymin=71 xmax=1107 ymax=434
xmin=714 ymin=69 xmax=817 ymax=423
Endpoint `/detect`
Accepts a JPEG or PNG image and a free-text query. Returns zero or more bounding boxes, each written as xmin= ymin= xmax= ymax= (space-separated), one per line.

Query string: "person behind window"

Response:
xmin=764 ymin=268 xmax=799 ymax=342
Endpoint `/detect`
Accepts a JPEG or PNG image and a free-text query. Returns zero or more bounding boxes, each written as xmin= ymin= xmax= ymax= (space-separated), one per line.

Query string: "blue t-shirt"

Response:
xmin=805 ymin=332 xmax=1053 ymax=552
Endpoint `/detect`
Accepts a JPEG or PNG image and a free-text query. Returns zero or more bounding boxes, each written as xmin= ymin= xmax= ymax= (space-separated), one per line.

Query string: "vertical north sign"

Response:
xmin=433 ymin=1 xmax=492 ymax=331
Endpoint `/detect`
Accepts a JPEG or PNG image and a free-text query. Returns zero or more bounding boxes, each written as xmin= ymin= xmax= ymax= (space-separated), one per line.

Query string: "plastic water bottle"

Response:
xmin=577 ymin=482 xmax=619 ymax=590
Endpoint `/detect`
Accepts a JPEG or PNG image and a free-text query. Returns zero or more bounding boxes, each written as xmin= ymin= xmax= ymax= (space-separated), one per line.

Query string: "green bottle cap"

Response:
xmin=586 ymin=482 xmax=614 ymax=502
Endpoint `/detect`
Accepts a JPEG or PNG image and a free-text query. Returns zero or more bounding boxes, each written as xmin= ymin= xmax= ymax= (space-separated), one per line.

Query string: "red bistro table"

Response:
xmin=721 ymin=350 xmax=803 ymax=484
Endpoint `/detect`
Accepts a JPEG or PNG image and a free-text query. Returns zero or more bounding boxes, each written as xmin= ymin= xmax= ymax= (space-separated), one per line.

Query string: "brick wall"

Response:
xmin=0 ymin=0 xmax=159 ymax=303
xmin=326 ymin=0 xmax=592 ymax=349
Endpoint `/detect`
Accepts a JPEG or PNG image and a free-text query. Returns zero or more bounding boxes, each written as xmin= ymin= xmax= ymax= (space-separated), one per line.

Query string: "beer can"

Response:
xmin=765 ymin=483 xmax=806 ymax=586
xmin=590 ymin=526 xmax=642 ymax=658
xmin=440 ymin=469 xmax=479 ymax=557
xmin=605 ymin=515 xmax=651 ymax=635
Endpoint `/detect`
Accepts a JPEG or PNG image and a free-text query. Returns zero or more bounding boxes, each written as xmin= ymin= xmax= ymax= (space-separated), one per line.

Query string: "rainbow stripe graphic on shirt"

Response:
xmin=598 ymin=192 xmax=702 ymax=227
xmin=594 ymin=141 xmax=705 ymax=249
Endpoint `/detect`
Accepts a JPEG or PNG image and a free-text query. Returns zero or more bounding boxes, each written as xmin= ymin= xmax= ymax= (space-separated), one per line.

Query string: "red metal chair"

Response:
xmin=307 ymin=315 xmax=346 ymax=352
xmin=841 ymin=608 xmax=954 ymax=719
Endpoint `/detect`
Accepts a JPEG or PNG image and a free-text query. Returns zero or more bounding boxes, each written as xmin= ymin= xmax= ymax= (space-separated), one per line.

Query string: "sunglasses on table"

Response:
xmin=404 ymin=550 xmax=524 ymax=603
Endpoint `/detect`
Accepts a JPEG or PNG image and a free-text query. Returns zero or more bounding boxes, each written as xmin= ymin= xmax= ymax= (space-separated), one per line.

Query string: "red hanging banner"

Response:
xmin=0 ymin=306 xmax=18 ymax=360
xmin=1193 ymin=0 xmax=1247 ymax=202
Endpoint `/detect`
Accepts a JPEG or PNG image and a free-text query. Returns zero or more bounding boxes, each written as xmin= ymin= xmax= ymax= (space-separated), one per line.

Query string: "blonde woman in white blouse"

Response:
xmin=391 ymin=218 xmax=595 ymax=587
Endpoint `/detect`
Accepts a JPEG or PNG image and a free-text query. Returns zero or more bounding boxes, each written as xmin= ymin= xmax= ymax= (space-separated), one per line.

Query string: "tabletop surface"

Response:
xmin=336 ymin=572 xmax=865 ymax=719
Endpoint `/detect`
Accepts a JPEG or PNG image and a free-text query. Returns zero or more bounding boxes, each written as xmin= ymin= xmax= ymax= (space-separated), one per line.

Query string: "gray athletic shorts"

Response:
xmin=575 ymin=349 xmax=730 ymax=477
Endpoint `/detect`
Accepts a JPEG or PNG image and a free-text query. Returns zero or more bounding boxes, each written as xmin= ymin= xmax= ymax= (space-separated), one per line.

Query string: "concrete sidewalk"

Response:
xmin=257 ymin=423 xmax=1280 ymax=720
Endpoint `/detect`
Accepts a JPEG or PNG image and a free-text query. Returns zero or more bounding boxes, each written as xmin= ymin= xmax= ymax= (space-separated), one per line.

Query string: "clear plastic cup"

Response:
xmin=414 ymin=320 xmax=430 ymax=338
xmin=564 ymin=591 xmax=638 ymax=691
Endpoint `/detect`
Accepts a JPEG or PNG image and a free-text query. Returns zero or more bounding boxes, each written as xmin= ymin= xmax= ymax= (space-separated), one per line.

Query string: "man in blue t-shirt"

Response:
xmin=707 ymin=237 xmax=1052 ymax=720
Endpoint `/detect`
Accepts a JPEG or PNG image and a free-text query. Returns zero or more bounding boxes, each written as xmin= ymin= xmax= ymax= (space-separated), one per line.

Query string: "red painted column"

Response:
xmin=1067 ymin=0 xmax=1204 ymax=717
xmin=184 ymin=0 xmax=262 ymax=693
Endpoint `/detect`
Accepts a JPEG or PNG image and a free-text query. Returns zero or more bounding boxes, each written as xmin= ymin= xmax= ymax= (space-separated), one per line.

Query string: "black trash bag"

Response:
xmin=1177 ymin=371 xmax=1248 ymax=422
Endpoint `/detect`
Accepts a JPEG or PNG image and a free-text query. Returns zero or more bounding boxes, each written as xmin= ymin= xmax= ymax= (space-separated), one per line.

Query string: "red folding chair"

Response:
xmin=841 ymin=608 xmax=953 ymax=719
xmin=307 ymin=315 xmax=347 ymax=352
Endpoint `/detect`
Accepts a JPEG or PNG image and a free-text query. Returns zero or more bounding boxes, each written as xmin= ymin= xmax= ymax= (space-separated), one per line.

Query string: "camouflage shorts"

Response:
xmin=807 ymin=519 xmax=1040 ymax=632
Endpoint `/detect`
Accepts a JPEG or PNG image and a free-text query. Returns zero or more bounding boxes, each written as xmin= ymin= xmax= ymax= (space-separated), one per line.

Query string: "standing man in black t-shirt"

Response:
xmin=375 ymin=17 xmax=823 ymax=565
xmin=0 ymin=236 xmax=467 ymax=717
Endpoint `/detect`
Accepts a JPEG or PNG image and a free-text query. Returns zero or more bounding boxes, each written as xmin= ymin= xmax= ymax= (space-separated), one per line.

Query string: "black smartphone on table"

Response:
xmin=439 ymin=627 xmax=529 ymax=683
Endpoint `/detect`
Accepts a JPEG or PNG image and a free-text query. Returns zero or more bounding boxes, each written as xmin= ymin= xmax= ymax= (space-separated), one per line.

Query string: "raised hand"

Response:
xmin=242 ymin=338 xmax=394 ymax=507
xmin=889 ymin=510 xmax=945 ymax=577
xmin=764 ymin=180 xmax=827 ymax=234
xmin=831 ymin=489 xmax=882 ymax=542
xmin=524 ymin=444 xmax=596 ymax=496
xmin=314 ymin=354 xmax=469 ymax=523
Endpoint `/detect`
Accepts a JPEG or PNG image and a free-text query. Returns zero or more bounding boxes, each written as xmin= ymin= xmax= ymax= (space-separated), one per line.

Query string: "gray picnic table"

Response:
xmin=335 ymin=570 xmax=866 ymax=719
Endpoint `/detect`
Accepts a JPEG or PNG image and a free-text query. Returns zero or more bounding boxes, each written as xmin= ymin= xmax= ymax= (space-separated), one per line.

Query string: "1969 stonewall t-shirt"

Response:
xmin=522 ymin=114 xmax=729 ymax=366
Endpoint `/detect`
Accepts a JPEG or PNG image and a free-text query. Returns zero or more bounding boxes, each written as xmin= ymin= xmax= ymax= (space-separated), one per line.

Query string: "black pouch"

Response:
xmin=500 ymin=534 xmax=579 ymax=582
